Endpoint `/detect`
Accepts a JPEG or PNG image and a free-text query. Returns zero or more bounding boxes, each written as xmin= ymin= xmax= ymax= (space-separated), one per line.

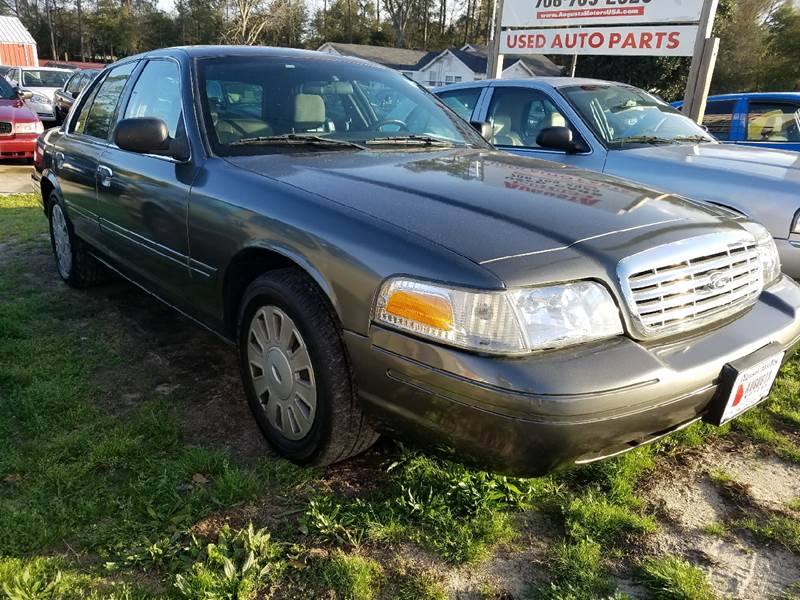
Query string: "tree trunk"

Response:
xmin=77 ymin=0 xmax=84 ymax=61
xmin=46 ymin=0 xmax=57 ymax=60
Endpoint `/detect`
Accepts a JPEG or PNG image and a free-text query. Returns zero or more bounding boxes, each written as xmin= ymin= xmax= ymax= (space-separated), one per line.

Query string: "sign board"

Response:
xmin=501 ymin=25 xmax=697 ymax=55
xmin=502 ymin=0 xmax=704 ymax=27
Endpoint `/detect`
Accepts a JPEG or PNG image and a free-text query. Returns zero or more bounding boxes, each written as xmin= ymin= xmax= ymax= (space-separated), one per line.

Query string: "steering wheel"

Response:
xmin=620 ymin=111 xmax=668 ymax=138
xmin=373 ymin=119 xmax=408 ymax=132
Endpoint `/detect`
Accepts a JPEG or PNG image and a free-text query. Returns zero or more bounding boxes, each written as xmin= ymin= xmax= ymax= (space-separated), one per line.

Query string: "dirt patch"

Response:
xmin=644 ymin=441 xmax=800 ymax=598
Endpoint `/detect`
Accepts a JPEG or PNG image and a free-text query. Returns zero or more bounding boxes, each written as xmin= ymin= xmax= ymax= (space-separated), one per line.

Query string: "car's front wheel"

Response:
xmin=47 ymin=193 xmax=105 ymax=287
xmin=238 ymin=268 xmax=378 ymax=465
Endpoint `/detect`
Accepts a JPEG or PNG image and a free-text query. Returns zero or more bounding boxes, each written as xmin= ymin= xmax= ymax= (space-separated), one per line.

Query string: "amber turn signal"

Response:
xmin=385 ymin=290 xmax=454 ymax=331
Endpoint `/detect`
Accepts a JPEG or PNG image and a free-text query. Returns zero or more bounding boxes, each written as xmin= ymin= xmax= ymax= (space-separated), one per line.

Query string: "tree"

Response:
xmin=383 ymin=0 xmax=415 ymax=47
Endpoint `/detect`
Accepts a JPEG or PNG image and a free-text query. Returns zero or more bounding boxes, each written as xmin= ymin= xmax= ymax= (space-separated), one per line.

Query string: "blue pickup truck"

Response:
xmin=675 ymin=93 xmax=800 ymax=152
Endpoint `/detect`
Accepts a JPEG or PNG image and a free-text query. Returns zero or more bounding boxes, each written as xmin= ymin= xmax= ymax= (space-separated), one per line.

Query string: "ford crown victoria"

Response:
xmin=33 ymin=47 xmax=800 ymax=474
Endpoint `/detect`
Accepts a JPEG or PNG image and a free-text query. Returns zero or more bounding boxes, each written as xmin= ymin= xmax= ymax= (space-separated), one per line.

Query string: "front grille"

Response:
xmin=618 ymin=231 xmax=763 ymax=337
xmin=0 ymin=121 xmax=11 ymax=136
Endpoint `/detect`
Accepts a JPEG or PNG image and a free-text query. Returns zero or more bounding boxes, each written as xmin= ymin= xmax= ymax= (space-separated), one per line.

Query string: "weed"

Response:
xmin=315 ymin=550 xmax=384 ymax=600
xmin=636 ymin=555 xmax=716 ymax=600
xmin=393 ymin=570 xmax=448 ymax=600
xmin=702 ymin=521 xmax=727 ymax=537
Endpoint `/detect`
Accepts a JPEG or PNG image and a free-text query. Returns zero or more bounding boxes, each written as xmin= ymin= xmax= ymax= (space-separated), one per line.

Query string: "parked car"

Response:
xmin=33 ymin=47 xmax=800 ymax=475
xmin=0 ymin=76 xmax=42 ymax=159
xmin=54 ymin=69 xmax=98 ymax=124
xmin=434 ymin=79 xmax=800 ymax=278
xmin=5 ymin=66 xmax=72 ymax=123
xmin=673 ymin=93 xmax=800 ymax=152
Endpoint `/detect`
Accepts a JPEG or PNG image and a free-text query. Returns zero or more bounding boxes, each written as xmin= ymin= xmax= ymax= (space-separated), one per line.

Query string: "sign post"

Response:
xmin=681 ymin=0 xmax=720 ymax=123
xmin=487 ymin=0 xmax=505 ymax=79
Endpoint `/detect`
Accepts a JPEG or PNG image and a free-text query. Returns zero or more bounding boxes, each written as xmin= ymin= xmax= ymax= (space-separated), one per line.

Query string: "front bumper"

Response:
xmin=0 ymin=135 xmax=36 ymax=158
xmin=345 ymin=275 xmax=800 ymax=476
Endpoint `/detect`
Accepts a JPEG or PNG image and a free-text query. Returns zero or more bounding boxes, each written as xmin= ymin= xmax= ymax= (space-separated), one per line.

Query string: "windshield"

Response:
xmin=197 ymin=56 xmax=486 ymax=155
xmin=0 ymin=76 xmax=16 ymax=100
xmin=21 ymin=69 xmax=70 ymax=88
xmin=560 ymin=83 xmax=715 ymax=147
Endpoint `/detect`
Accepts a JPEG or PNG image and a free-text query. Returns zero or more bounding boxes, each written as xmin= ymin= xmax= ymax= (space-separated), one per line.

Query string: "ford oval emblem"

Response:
xmin=699 ymin=271 xmax=732 ymax=295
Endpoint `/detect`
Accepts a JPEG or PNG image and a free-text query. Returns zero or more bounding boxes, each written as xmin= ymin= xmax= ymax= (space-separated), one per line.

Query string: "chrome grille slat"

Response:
xmin=618 ymin=231 xmax=764 ymax=338
xmin=633 ymin=262 xmax=760 ymax=304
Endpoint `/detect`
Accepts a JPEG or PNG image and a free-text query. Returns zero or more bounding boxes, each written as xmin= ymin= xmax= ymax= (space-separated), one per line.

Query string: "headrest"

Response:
xmin=548 ymin=112 xmax=566 ymax=128
xmin=765 ymin=115 xmax=784 ymax=133
xmin=294 ymin=93 xmax=325 ymax=126
xmin=492 ymin=115 xmax=511 ymax=134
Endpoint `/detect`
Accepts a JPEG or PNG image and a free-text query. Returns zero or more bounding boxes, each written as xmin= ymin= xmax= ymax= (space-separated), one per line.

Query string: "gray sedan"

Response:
xmin=434 ymin=78 xmax=800 ymax=277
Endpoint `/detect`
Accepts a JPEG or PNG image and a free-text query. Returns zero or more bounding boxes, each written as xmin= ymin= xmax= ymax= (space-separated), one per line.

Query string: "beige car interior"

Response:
xmin=490 ymin=96 xmax=568 ymax=147
xmin=748 ymin=110 xmax=791 ymax=142
xmin=211 ymin=85 xmax=340 ymax=144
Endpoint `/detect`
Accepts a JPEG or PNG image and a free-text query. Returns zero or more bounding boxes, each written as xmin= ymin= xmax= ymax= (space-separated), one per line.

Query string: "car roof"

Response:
xmin=705 ymin=92 xmax=800 ymax=101
xmin=433 ymin=77 xmax=627 ymax=93
xmin=20 ymin=66 xmax=73 ymax=72
xmin=116 ymin=45 xmax=390 ymax=70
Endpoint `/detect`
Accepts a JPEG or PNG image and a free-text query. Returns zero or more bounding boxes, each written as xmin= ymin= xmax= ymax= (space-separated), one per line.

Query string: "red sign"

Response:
xmin=500 ymin=25 xmax=697 ymax=55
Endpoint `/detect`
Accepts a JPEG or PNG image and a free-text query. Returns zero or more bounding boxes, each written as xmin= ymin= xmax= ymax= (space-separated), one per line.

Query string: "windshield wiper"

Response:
xmin=672 ymin=135 xmax=712 ymax=143
xmin=231 ymin=134 xmax=365 ymax=150
xmin=611 ymin=135 xmax=675 ymax=145
xmin=363 ymin=134 xmax=455 ymax=147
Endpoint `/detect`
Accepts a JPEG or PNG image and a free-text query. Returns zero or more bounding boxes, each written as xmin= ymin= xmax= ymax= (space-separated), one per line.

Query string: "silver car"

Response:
xmin=434 ymin=78 xmax=800 ymax=278
xmin=5 ymin=66 xmax=72 ymax=123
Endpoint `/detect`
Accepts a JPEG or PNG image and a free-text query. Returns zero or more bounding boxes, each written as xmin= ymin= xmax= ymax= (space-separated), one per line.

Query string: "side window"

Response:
xmin=437 ymin=88 xmax=481 ymax=121
xmin=124 ymin=60 xmax=182 ymax=138
xmin=81 ymin=62 xmax=136 ymax=140
xmin=487 ymin=88 xmax=575 ymax=149
xmin=702 ymin=100 xmax=736 ymax=141
xmin=746 ymin=102 xmax=800 ymax=143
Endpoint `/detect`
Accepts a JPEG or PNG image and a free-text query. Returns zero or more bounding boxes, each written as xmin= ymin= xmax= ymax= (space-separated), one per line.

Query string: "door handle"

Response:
xmin=97 ymin=165 xmax=113 ymax=187
xmin=54 ymin=151 xmax=64 ymax=170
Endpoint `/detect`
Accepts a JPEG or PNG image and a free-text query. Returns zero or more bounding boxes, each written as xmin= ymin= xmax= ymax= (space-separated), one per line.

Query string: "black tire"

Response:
xmin=238 ymin=268 xmax=378 ymax=465
xmin=47 ymin=192 xmax=105 ymax=288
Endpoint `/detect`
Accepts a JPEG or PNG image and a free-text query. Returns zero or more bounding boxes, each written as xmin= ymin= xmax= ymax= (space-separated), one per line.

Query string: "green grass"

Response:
xmin=739 ymin=516 xmax=800 ymax=554
xmin=315 ymin=550 xmax=384 ymax=600
xmin=393 ymin=570 xmax=448 ymax=600
xmin=702 ymin=521 xmax=728 ymax=537
xmin=636 ymin=555 xmax=716 ymax=600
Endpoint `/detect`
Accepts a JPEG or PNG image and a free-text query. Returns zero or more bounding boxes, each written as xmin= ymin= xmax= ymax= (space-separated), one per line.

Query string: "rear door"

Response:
xmin=95 ymin=57 xmax=195 ymax=304
xmin=435 ymin=86 xmax=486 ymax=123
xmin=51 ymin=62 xmax=137 ymax=247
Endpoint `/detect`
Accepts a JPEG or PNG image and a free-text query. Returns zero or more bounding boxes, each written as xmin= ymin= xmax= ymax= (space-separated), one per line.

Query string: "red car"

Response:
xmin=0 ymin=75 xmax=43 ymax=160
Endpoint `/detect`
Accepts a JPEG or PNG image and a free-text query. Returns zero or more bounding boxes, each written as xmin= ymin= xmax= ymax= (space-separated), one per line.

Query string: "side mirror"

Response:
xmin=115 ymin=117 xmax=189 ymax=161
xmin=16 ymin=88 xmax=32 ymax=101
xmin=471 ymin=121 xmax=493 ymax=141
xmin=536 ymin=126 xmax=585 ymax=153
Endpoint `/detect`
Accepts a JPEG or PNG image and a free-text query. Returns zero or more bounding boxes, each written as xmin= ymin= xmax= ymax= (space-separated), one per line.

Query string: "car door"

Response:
xmin=51 ymin=62 xmax=137 ymax=247
xmin=700 ymin=99 xmax=739 ymax=143
xmin=477 ymin=85 xmax=605 ymax=170
xmin=95 ymin=57 xmax=195 ymax=304
xmin=740 ymin=100 xmax=800 ymax=152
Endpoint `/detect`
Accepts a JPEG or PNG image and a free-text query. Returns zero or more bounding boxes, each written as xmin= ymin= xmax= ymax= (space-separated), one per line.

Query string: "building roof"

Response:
xmin=0 ymin=16 xmax=35 ymax=45
xmin=418 ymin=46 xmax=563 ymax=77
xmin=318 ymin=43 xmax=429 ymax=71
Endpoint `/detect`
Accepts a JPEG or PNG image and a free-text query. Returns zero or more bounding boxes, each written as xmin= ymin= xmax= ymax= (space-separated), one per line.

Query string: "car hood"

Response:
xmin=603 ymin=142 xmax=800 ymax=236
xmin=608 ymin=142 xmax=800 ymax=182
xmin=0 ymin=98 xmax=37 ymax=121
xmin=226 ymin=148 xmax=734 ymax=267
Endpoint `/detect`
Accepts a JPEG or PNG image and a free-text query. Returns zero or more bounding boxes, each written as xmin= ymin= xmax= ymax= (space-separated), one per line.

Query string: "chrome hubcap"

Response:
xmin=247 ymin=306 xmax=317 ymax=440
xmin=51 ymin=204 xmax=72 ymax=278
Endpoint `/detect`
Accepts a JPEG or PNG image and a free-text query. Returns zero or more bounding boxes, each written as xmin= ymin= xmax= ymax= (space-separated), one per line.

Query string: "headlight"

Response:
xmin=14 ymin=121 xmax=43 ymax=134
xmin=741 ymin=221 xmax=781 ymax=284
xmin=373 ymin=277 xmax=623 ymax=355
xmin=31 ymin=93 xmax=50 ymax=105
